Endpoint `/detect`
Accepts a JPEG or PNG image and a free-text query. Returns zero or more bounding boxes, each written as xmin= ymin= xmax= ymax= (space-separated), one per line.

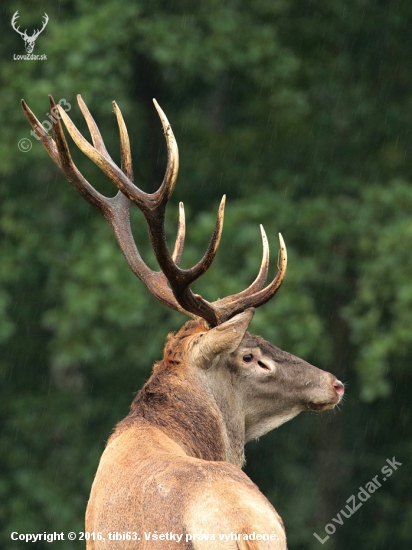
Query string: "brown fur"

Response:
xmin=111 ymin=321 xmax=227 ymax=461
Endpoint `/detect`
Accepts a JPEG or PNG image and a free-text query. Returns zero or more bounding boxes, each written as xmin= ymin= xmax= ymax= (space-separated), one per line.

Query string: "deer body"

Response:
xmin=85 ymin=316 xmax=342 ymax=549
xmin=22 ymin=96 xmax=345 ymax=549
xmin=86 ymin=422 xmax=286 ymax=549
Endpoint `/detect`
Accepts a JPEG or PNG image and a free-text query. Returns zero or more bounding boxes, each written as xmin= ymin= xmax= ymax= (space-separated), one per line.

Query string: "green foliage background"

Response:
xmin=1 ymin=0 xmax=411 ymax=548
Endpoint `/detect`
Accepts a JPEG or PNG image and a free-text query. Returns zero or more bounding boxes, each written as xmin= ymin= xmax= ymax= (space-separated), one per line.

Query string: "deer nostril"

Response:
xmin=333 ymin=380 xmax=345 ymax=397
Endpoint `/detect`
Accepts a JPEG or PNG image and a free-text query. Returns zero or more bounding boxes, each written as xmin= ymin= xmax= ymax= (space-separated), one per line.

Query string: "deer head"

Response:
xmin=22 ymin=95 xmax=344 ymax=547
xmin=12 ymin=11 xmax=48 ymax=53
xmin=124 ymin=310 xmax=344 ymax=466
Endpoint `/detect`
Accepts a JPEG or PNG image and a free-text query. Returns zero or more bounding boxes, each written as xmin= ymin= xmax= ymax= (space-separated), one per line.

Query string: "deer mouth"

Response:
xmin=307 ymin=400 xmax=339 ymax=411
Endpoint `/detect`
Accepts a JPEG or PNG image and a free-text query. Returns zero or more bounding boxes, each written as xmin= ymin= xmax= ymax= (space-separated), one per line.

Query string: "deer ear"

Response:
xmin=190 ymin=309 xmax=255 ymax=369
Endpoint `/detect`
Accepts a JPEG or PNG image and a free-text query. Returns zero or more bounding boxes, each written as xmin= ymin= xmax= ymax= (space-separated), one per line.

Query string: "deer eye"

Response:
xmin=243 ymin=354 xmax=254 ymax=362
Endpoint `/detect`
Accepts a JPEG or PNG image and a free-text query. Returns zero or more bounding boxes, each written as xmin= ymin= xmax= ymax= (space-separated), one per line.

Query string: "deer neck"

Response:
xmin=195 ymin=363 xmax=246 ymax=467
xmin=127 ymin=363 xmax=246 ymax=468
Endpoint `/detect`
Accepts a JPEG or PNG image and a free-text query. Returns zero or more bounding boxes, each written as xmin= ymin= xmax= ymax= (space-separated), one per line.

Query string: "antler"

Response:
xmin=21 ymin=95 xmax=287 ymax=327
xmin=32 ymin=13 xmax=49 ymax=39
xmin=11 ymin=11 xmax=27 ymax=38
xmin=22 ymin=95 xmax=192 ymax=317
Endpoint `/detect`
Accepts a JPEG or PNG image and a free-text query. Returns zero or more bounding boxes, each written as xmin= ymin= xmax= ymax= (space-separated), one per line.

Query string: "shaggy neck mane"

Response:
xmin=111 ymin=321 xmax=228 ymax=462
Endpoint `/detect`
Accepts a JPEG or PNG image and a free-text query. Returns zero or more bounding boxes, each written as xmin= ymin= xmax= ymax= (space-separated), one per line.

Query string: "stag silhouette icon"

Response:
xmin=11 ymin=11 xmax=49 ymax=53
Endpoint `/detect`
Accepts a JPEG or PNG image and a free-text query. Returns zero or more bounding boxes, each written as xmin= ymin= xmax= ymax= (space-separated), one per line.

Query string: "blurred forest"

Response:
xmin=0 ymin=0 xmax=411 ymax=548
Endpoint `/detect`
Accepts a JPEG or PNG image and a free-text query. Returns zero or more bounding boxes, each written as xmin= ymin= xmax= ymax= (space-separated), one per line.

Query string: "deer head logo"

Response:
xmin=11 ymin=11 xmax=49 ymax=54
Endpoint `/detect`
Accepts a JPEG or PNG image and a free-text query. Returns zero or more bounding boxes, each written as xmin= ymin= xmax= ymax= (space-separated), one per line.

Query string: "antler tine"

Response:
xmin=77 ymin=94 xmax=112 ymax=158
xmin=152 ymin=99 xmax=179 ymax=205
xmin=216 ymin=224 xmax=270 ymax=306
xmin=249 ymin=224 xmax=270 ymax=291
xmin=21 ymin=99 xmax=59 ymax=162
xmin=112 ymin=100 xmax=133 ymax=181
xmin=172 ymin=202 xmax=186 ymax=265
xmin=11 ymin=12 xmax=25 ymax=37
xmin=176 ymin=195 xmax=226 ymax=284
xmin=214 ymin=233 xmax=287 ymax=319
xmin=254 ymin=224 xmax=270 ymax=288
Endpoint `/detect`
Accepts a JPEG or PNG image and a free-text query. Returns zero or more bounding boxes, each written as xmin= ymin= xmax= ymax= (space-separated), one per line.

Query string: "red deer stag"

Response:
xmin=22 ymin=95 xmax=344 ymax=549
